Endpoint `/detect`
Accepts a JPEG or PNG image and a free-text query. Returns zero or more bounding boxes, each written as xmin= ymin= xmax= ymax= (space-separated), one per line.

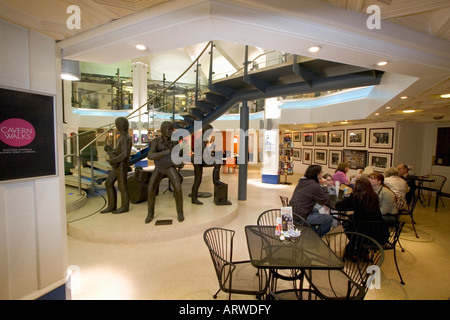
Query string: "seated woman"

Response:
xmin=335 ymin=178 xmax=389 ymax=253
xmin=384 ymin=167 xmax=410 ymax=210
xmin=290 ymin=165 xmax=333 ymax=237
xmin=368 ymin=172 xmax=397 ymax=225
xmin=332 ymin=162 xmax=352 ymax=187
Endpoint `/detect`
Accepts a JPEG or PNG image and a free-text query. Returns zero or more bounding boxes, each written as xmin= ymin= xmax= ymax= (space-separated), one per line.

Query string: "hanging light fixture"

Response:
xmin=61 ymin=59 xmax=81 ymax=81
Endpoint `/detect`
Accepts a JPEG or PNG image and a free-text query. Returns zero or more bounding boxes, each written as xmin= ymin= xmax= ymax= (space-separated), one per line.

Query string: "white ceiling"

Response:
xmin=0 ymin=0 xmax=449 ymax=127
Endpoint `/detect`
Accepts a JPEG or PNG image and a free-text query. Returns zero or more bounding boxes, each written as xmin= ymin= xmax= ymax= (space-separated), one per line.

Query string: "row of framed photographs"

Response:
xmin=290 ymin=128 xmax=394 ymax=149
xmin=293 ymin=148 xmax=392 ymax=172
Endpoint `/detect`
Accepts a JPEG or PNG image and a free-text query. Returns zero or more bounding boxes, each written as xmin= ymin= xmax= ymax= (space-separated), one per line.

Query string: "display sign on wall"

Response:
xmin=0 ymin=87 xmax=56 ymax=182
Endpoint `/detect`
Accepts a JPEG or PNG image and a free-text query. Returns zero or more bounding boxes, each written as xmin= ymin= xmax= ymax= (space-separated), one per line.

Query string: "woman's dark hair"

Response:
xmin=304 ymin=165 xmax=322 ymax=183
xmin=353 ymin=178 xmax=379 ymax=209
xmin=335 ymin=162 xmax=349 ymax=173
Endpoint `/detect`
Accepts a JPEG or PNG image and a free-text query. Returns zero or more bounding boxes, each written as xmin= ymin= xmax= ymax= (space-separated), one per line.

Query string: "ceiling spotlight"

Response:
xmin=340 ymin=121 xmax=349 ymax=124
xmin=308 ymin=46 xmax=321 ymax=53
xmin=375 ymin=113 xmax=380 ymax=115
xmin=402 ymin=109 xmax=416 ymax=113
xmin=136 ymin=44 xmax=147 ymax=51
xmin=377 ymin=61 xmax=388 ymax=66
xmin=385 ymin=106 xmax=391 ymax=109
xmin=400 ymin=96 xmax=408 ymax=99
xmin=440 ymin=93 xmax=450 ymax=98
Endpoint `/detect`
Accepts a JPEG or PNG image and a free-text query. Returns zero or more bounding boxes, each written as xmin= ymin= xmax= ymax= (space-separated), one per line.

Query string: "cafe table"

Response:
xmin=245 ymin=225 xmax=344 ymax=299
xmin=415 ymin=175 xmax=435 ymax=207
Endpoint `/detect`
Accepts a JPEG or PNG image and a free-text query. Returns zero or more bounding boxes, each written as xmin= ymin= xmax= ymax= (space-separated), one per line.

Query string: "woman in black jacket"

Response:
xmin=290 ymin=165 xmax=332 ymax=237
xmin=335 ymin=178 xmax=389 ymax=255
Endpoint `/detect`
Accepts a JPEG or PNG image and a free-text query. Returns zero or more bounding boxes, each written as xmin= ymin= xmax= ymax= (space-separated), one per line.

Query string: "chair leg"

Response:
xmin=393 ymin=247 xmax=405 ymax=285
xmin=411 ymin=215 xmax=419 ymax=238
xmin=435 ymin=192 xmax=439 ymax=212
xmin=213 ymin=288 xmax=221 ymax=299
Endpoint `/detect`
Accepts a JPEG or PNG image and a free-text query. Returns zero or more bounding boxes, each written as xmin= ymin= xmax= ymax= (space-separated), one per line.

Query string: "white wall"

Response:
xmin=0 ymin=19 xmax=67 ymax=299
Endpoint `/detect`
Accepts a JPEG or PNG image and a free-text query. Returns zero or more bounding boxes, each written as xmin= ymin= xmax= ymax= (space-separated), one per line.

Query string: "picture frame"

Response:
xmin=293 ymin=148 xmax=301 ymax=161
xmin=369 ymin=128 xmax=394 ymax=149
xmin=328 ymin=130 xmax=344 ymax=147
xmin=315 ymin=131 xmax=328 ymax=146
xmin=346 ymin=128 xmax=366 ymax=147
xmin=368 ymin=152 xmax=392 ymax=172
xmin=343 ymin=149 xmax=368 ymax=170
xmin=293 ymin=131 xmax=301 ymax=142
xmin=303 ymin=148 xmax=312 ymax=165
xmin=328 ymin=149 xmax=342 ymax=169
xmin=302 ymin=132 xmax=314 ymax=146
xmin=314 ymin=149 xmax=327 ymax=165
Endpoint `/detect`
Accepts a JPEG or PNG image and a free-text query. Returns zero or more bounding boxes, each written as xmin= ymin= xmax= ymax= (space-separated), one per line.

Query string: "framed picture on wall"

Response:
xmin=346 ymin=128 xmax=366 ymax=147
xmin=368 ymin=152 xmax=392 ymax=172
xmin=369 ymin=128 xmax=394 ymax=149
xmin=293 ymin=131 xmax=301 ymax=142
xmin=303 ymin=148 xmax=312 ymax=164
xmin=293 ymin=148 xmax=301 ymax=161
xmin=328 ymin=130 xmax=344 ymax=147
xmin=314 ymin=149 xmax=327 ymax=165
xmin=343 ymin=149 xmax=367 ymax=169
xmin=303 ymin=132 xmax=314 ymax=146
xmin=328 ymin=150 xmax=342 ymax=169
xmin=315 ymin=131 xmax=328 ymax=146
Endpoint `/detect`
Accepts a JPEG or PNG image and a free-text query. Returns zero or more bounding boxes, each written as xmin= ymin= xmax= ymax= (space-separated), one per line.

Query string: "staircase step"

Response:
xmin=204 ymin=91 xmax=226 ymax=105
xmin=180 ymin=112 xmax=198 ymax=121
xmin=87 ymin=161 xmax=112 ymax=172
xmin=195 ymin=100 xmax=216 ymax=113
xmin=70 ymin=167 xmax=108 ymax=180
xmin=187 ymin=106 xmax=206 ymax=118
xmin=65 ymin=175 xmax=96 ymax=190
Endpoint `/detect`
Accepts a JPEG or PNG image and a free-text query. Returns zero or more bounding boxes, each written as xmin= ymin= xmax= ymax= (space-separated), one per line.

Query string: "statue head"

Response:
xmin=160 ymin=121 xmax=174 ymax=138
xmin=115 ymin=117 xmax=129 ymax=132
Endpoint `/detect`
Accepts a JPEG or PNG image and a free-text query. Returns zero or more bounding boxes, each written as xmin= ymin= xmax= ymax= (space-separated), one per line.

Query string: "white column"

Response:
xmin=132 ymin=62 xmax=149 ymax=132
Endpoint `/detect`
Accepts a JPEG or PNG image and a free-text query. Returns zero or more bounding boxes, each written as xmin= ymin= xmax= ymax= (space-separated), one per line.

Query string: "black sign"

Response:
xmin=0 ymin=88 xmax=56 ymax=181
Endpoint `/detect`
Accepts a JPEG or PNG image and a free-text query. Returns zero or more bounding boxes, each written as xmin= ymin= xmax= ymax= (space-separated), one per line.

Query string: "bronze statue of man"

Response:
xmin=146 ymin=121 xmax=184 ymax=223
xmin=101 ymin=117 xmax=132 ymax=214
xmin=191 ymin=124 xmax=224 ymax=205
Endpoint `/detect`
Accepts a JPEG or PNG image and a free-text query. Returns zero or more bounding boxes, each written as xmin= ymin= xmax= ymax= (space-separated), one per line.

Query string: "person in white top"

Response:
xmin=384 ymin=167 xmax=410 ymax=209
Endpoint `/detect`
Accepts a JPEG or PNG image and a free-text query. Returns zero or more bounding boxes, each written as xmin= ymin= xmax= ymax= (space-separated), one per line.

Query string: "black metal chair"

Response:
xmin=351 ymin=220 xmax=406 ymax=285
xmin=256 ymin=208 xmax=307 ymax=293
xmin=305 ymin=231 xmax=384 ymax=300
xmin=436 ymin=190 xmax=450 ymax=212
xmin=419 ymin=174 xmax=447 ymax=210
xmin=203 ymin=227 xmax=268 ymax=300
xmin=397 ymin=187 xmax=420 ymax=238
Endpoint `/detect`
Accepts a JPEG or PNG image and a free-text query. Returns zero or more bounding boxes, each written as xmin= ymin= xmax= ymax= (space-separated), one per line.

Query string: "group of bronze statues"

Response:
xmin=101 ymin=118 xmax=230 ymax=224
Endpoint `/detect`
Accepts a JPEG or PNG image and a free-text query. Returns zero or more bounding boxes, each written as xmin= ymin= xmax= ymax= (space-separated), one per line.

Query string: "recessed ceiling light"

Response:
xmin=402 ymin=109 xmax=416 ymax=113
xmin=385 ymin=106 xmax=391 ymax=109
xmin=400 ymin=96 xmax=408 ymax=99
xmin=377 ymin=61 xmax=388 ymax=66
xmin=136 ymin=44 xmax=147 ymax=51
xmin=375 ymin=113 xmax=380 ymax=115
xmin=440 ymin=93 xmax=450 ymax=98
xmin=308 ymin=46 xmax=321 ymax=53
xmin=340 ymin=121 xmax=348 ymax=124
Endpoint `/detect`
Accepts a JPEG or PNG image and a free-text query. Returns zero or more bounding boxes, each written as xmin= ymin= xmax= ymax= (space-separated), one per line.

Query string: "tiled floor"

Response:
xmin=66 ymin=167 xmax=450 ymax=300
